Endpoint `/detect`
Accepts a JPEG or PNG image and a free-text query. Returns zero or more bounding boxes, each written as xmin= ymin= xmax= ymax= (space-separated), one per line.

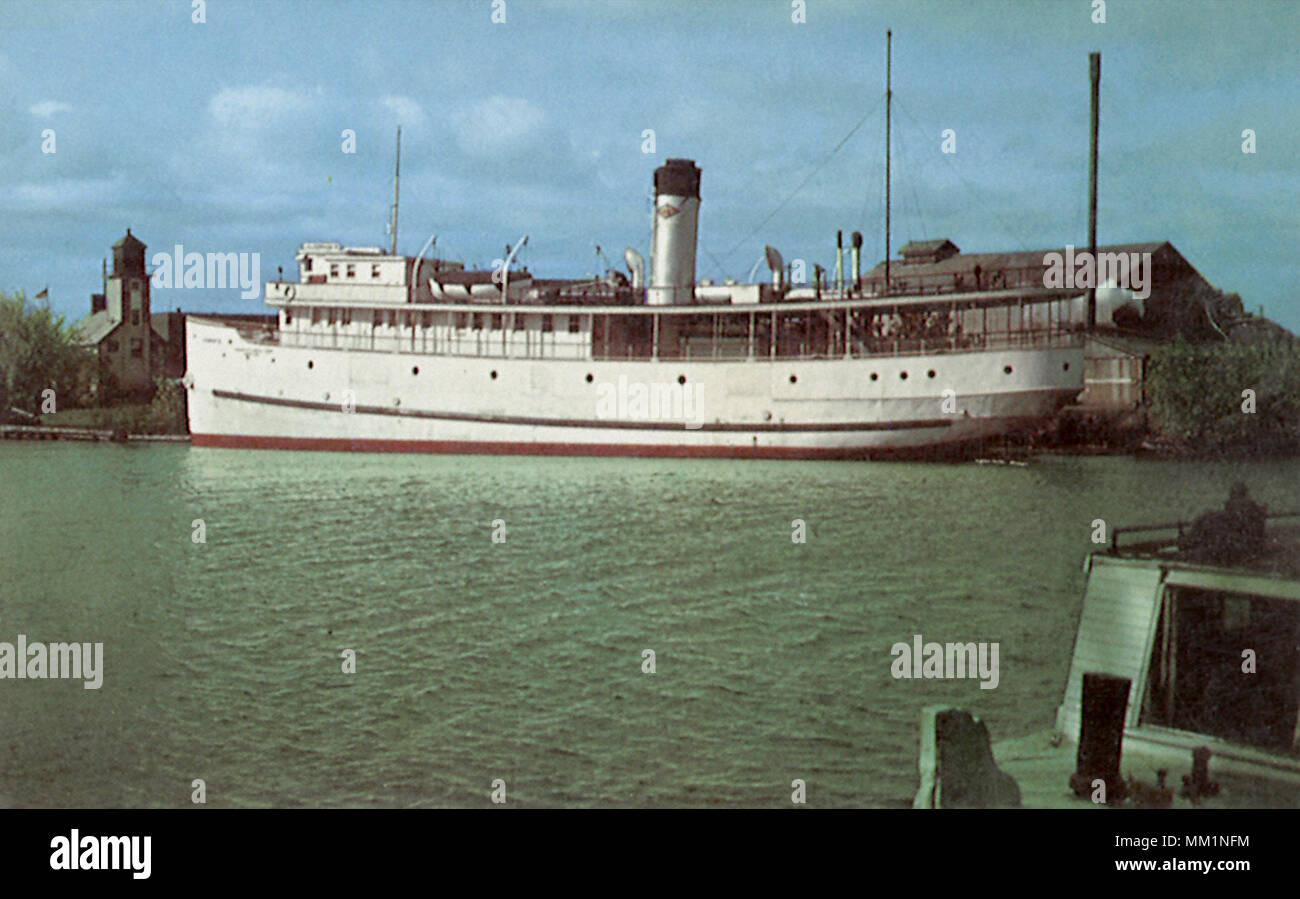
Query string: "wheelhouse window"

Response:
xmin=346 ymin=264 xmax=356 ymax=279
xmin=329 ymin=264 xmax=339 ymax=278
xmin=1141 ymin=586 xmax=1300 ymax=753
xmin=371 ymin=264 xmax=381 ymax=279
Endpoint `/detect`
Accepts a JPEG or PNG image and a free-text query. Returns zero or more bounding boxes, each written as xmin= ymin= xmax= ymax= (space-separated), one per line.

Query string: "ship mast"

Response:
xmin=390 ymin=126 xmax=401 ymax=255
xmin=884 ymin=30 xmax=892 ymax=297
xmin=1087 ymin=53 xmax=1100 ymax=331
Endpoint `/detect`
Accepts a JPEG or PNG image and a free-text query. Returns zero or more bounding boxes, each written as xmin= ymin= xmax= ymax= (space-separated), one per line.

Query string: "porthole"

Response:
xmin=307 ymin=360 xmax=314 ymax=369
xmin=585 ymin=373 xmax=594 ymax=383
xmin=1004 ymin=365 xmax=1013 ymax=375
xmin=900 ymin=371 xmax=908 ymax=380
xmin=412 ymin=366 xmax=419 ymax=376
xmin=1063 ymin=362 xmax=1070 ymax=371
xmin=870 ymin=373 xmax=878 ymax=381
xmin=678 ymin=374 xmax=686 ymax=385
xmin=927 ymin=369 xmax=936 ymax=378
xmin=789 ymin=374 xmax=797 ymax=384
xmin=490 ymin=370 xmax=498 ymax=380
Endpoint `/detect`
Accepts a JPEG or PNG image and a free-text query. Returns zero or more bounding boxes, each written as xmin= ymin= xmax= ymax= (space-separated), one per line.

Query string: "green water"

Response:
xmin=2 ymin=443 xmax=1297 ymax=807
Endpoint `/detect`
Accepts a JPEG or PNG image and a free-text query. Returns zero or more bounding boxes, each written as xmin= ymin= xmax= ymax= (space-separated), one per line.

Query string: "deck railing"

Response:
xmin=1109 ymin=511 xmax=1300 ymax=553
xmin=267 ymin=325 xmax=1081 ymax=362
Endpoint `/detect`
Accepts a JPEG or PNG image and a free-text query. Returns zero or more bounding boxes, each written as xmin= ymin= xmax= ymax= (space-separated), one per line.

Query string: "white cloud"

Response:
xmin=208 ymin=86 xmax=314 ymax=128
xmin=380 ymin=95 xmax=425 ymax=128
xmin=5 ymin=177 xmax=124 ymax=211
xmin=451 ymin=96 xmax=549 ymax=159
xmin=29 ymin=100 xmax=71 ymax=118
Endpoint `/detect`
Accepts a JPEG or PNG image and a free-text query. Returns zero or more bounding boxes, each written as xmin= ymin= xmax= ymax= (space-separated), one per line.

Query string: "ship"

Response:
xmin=183 ymin=175 xmax=1084 ymax=459
xmin=185 ymin=36 xmax=1091 ymax=459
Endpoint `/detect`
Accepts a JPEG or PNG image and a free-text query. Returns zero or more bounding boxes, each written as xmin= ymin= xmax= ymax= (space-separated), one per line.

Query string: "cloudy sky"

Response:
xmin=1 ymin=0 xmax=1297 ymax=328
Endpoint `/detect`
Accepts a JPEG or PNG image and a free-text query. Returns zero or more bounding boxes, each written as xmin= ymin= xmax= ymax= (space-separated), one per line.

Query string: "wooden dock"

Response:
xmin=0 ymin=424 xmax=190 ymax=443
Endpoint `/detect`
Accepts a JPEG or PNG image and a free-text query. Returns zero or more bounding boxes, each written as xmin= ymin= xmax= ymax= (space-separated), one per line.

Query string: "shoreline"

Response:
xmin=0 ymin=424 xmax=189 ymax=443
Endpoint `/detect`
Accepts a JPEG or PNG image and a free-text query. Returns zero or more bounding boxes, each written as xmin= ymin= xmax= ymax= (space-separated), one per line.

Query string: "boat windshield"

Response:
xmin=1141 ymin=586 xmax=1300 ymax=753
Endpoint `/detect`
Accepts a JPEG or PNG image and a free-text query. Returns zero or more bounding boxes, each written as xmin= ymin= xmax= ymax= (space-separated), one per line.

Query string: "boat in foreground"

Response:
xmin=915 ymin=486 xmax=1300 ymax=808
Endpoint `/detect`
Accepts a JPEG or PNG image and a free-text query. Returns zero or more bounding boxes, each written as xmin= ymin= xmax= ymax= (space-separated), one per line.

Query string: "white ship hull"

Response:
xmin=185 ymin=316 xmax=1083 ymax=459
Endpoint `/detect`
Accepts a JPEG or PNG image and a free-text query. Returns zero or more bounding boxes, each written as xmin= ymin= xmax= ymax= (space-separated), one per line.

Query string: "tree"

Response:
xmin=0 ymin=290 xmax=88 ymax=413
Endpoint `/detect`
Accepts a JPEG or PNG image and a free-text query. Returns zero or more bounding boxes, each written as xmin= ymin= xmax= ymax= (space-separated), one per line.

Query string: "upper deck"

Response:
xmin=252 ymin=273 xmax=1084 ymax=363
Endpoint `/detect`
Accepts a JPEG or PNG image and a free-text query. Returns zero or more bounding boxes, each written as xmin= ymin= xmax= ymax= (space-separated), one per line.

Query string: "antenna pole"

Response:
xmin=884 ymin=30 xmax=892 ymax=297
xmin=390 ymin=126 xmax=401 ymax=255
xmin=1087 ymin=53 xmax=1100 ymax=331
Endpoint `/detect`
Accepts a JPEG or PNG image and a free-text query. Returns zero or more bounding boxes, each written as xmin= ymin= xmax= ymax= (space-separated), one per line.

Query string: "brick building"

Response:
xmin=75 ymin=230 xmax=183 ymax=396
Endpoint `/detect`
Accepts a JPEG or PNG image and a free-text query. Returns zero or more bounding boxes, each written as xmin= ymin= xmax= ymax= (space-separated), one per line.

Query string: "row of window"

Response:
xmin=287 ymin=308 xmax=584 ymax=334
xmin=451 ymin=312 xmax=581 ymax=334
xmin=104 ymin=338 xmax=144 ymax=357
xmin=297 ymin=362 xmax=1049 ymax=385
xmin=303 ymin=258 xmax=385 ymax=280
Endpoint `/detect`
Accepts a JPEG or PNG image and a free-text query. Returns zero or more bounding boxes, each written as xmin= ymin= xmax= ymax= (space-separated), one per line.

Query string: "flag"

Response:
xmin=34 ymin=286 xmax=48 ymax=299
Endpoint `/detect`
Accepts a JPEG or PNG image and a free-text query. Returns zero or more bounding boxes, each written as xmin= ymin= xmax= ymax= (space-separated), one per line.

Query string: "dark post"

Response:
xmin=1070 ymin=671 xmax=1130 ymax=803
xmin=1087 ymin=52 xmax=1100 ymax=331
xmin=884 ymin=30 xmax=892 ymax=297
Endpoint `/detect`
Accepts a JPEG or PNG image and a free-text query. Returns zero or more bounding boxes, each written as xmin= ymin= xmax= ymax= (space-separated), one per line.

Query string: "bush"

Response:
xmin=40 ymin=378 xmax=188 ymax=434
xmin=143 ymin=376 xmax=188 ymax=434
xmin=1146 ymin=337 xmax=1300 ymax=454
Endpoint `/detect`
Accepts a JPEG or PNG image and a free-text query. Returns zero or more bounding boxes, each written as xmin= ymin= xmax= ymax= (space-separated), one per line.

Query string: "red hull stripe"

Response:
xmin=190 ymin=432 xmax=978 ymax=460
xmin=210 ymin=389 xmax=953 ymax=433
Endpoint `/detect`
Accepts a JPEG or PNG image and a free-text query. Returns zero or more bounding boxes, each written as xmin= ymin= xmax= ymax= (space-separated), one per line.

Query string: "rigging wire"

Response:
xmin=858 ymin=102 xmax=886 ymax=263
xmin=700 ymin=245 xmax=729 ymax=281
xmin=721 ymin=94 xmax=886 ymax=266
xmin=894 ymin=97 xmax=1032 ymax=253
xmin=891 ymin=117 xmax=931 ymax=244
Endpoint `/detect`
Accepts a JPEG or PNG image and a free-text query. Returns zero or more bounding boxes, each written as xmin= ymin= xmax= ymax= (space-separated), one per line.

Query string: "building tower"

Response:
xmin=105 ymin=229 xmax=153 ymax=391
